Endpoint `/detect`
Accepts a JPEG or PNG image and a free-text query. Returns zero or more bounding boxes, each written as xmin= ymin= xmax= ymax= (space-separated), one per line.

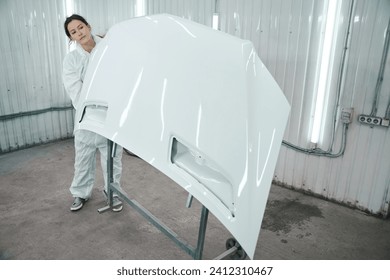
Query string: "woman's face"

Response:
xmin=67 ymin=19 xmax=92 ymax=45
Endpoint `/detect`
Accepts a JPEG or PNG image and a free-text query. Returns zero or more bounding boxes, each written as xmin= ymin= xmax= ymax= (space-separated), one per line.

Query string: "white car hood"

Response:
xmin=75 ymin=14 xmax=290 ymax=259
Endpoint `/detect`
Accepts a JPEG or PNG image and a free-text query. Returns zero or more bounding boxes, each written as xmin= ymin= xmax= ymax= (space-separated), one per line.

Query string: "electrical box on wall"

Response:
xmin=341 ymin=107 xmax=354 ymax=124
xmin=358 ymin=114 xmax=389 ymax=127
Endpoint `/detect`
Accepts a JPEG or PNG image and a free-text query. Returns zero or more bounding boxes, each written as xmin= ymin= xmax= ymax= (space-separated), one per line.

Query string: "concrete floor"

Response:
xmin=0 ymin=138 xmax=389 ymax=260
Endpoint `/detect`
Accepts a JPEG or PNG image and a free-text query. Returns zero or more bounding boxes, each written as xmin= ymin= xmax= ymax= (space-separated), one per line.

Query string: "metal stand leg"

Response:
xmin=194 ymin=206 xmax=209 ymax=259
xmin=97 ymin=140 xmax=122 ymax=213
xmin=99 ymin=139 xmax=209 ymax=260
xmin=213 ymin=237 xmax=247 ymax=260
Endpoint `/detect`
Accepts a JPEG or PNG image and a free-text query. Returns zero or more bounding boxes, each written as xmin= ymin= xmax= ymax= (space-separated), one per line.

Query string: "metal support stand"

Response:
xmin=213 ymin=237 xmax=247 ymax=260
xmin=98 ymin=140 xmax=209 ymax=260
xmin=98 ymin=140 xmax=247 ymax=259
xmin=97 ymin=140 xmax=123 ymax=212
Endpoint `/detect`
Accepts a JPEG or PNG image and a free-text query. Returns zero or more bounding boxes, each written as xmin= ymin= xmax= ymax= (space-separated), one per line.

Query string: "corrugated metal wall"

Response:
xmin=0 ymin=0 xmax=73 ymax=152
xmin=0 ymin=0 xmax=139 ymax=153
xmin=220 ymin=0 xmax=389 ymax=217
xmin=146 ymin=0 xmax=216 ymax=26
xmin=71 ymin=0 xmax=139 ymax=36
xmin=331 ymin=0 xmax=390 ymax=217
xmin=1 ymin=0 xmax=389 ymax=216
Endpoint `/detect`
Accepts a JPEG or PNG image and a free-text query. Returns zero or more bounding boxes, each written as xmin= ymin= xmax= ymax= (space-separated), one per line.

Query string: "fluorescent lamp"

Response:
xmin=310 ymin=0 xmax=338 ymax=144
xmin=136 ymin=0 xmax=145 ymax=17
xmin=65 ymin=0 xmax=75 ymax=52
xmin=212 ymin=13 xmax=219 ymax=30
xmin=65 ymin=0 xmax=74 ymax=17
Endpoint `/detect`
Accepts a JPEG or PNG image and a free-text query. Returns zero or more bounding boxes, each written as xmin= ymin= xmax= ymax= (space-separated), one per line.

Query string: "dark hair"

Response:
xmin=64 ymin=14 xmax=90 ymax=38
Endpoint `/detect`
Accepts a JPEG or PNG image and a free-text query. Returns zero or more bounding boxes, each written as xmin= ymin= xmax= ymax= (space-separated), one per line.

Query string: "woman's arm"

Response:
xmin=62 ymin=54 xmax=83 ymax=109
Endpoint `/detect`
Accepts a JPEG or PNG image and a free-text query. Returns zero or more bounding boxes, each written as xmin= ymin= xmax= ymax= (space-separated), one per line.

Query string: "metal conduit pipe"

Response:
xmin=0 ymin=106 xmax=74 ymax=121
xmin=385 ymin=95 xmax=390 ymax=119
xmin=282 ymin=123 xmax=348 ymax=158
xmin=327 ymin=0 xmax=354 ymax=153
xmin=382 ymin=19 xmax=390 ymax=120
xmin=370 ymin=17 xmax=390 ymax=117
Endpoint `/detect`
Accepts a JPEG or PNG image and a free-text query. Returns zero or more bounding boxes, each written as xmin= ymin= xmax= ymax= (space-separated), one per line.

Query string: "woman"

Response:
xmin=63 ymin=14 xmax=123 ymax=212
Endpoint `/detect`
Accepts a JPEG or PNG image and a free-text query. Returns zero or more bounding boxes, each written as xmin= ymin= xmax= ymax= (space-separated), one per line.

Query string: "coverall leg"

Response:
xmin=69 ymin=130 xmax=97 ymax=199
xmin=69 ymin=130 xmax=123 ymax=199
xmin=96 ymin=133 xmax=123 ymax=193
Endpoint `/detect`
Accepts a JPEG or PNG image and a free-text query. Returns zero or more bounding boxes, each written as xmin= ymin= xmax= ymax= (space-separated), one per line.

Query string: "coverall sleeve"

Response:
xmin=63 ymin=55 xmax=83 ymax=109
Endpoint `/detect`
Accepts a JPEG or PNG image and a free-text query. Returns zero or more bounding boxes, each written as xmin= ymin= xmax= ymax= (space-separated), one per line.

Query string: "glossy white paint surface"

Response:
xmin=75 ymin=14 xmax=290 ymax=259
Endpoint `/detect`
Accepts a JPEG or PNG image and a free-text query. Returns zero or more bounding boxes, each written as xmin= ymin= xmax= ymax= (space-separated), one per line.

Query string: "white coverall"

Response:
xmin=63 ymin=35 xmax=123 ymax=199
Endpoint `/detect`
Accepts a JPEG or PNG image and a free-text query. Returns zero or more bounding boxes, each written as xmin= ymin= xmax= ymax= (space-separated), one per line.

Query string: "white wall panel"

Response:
xmin=71 ymin=0 xmax=138 ymax=36
xmin=328 ymin=0 xmax=390 ymax=216
xmin=215 ymin=0 xmax=390 ymax=216
xmin=0 ymin=0 xmax=140 ymax=153
xmin=146 ymin=0 xmax=216 ymax=26
xmin=0 ymin=0 xmax=74 ymax=152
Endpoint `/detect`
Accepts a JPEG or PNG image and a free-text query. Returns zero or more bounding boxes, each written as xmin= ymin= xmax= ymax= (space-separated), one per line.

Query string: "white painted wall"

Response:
xmin=0 ymin=0 xmax=139 ymax=152
xmin=216 ymin=0 xmax=390 ymax=217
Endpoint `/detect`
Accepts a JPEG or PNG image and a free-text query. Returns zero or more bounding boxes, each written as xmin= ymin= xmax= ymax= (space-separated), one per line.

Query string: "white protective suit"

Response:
xmin=63 ymin=35 xmax=123 ymax=199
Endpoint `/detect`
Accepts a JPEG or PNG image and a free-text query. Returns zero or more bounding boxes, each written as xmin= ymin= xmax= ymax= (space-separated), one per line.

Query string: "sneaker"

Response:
xmin=70 ymin=197 xmax=86 ymax=211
